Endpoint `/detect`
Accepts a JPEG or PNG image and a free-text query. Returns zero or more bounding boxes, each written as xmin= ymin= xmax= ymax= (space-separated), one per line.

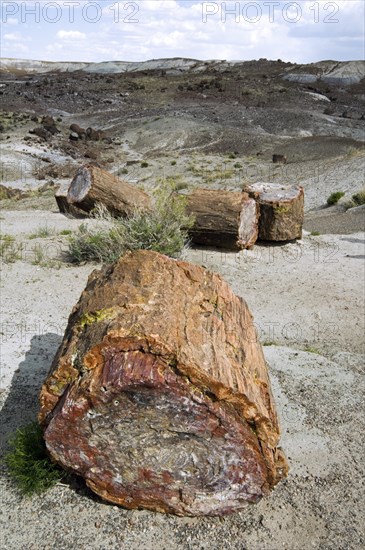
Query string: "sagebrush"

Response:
xmin=68 ymin=179 xmax=194 ymax=263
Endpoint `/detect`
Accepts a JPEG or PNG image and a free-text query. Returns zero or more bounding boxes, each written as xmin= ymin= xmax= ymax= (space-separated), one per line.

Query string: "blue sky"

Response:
xmin=1 ymin=1 xmax=364 ymax=63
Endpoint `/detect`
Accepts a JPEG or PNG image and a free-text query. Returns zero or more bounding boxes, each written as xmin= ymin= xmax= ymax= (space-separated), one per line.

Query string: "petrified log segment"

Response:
xmin=66 ymin=164 xmax=152 ymax=217
xmin=39 ymin=250 xmax=288 ymax=516
xmin=54 ymin=183 xmax=87 ymax=218
xmin=246 ymin=182 xmax=304 ymax=241
xmin=184 ymin=189 xmax=259 ymax=249
xmin=70 ymin=123 xmax=86 ymax=139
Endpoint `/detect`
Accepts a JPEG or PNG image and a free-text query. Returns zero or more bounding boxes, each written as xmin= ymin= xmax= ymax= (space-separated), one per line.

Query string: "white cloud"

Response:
xmin=1 ymin=0 xmax=363 ymax=63
xmin=57 ymin=30 xmax=86 ymax=40
xmin=149 ymin=31 xmax=184 ymax=48
xmin=4 ymin=32 xmax=24 ymax=41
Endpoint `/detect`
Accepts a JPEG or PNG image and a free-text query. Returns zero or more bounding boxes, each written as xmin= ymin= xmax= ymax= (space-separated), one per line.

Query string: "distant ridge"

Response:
xmin=0 ymin=57 xmax=229 ymax=75
xmin=1 ymin=57 xmax=364 ymax=84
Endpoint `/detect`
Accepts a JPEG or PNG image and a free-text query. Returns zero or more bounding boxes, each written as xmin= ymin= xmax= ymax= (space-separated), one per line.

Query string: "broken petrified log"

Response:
xmin=86 ymin=127 xmax=105 ymax=141
xmin=54 ymin=183 xmax=87 ymax=218
xmin=41 ymin=115 xmax=60 ymax=135
xmin=70 ymin=123 xmax=86 ymax=140
xmin=184 ymin=189 xmax=259 ymax=249
xmin=39 ymin=250 xmax=288 ymax=517
xmin=246 ymin=182 xmax=304 ymax=241
xmin=64 ymin=164 xmax=152 ymax=217
xmin=29 ymin=126 xmax=51 ymax=141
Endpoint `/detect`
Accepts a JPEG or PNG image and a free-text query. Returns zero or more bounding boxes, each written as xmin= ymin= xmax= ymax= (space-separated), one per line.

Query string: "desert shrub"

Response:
xmin=327 ymin=191 xmax=345 ymax=206
xmin=141 ymin=161 xmax=149 ymax=168
xmin=171 ymin=160 xmax=177 ymax=166
xmin=352 ymin=189 xmax=365 ymax=206
xmin=68 ymin=180 xmax=194 ymax=263
xmin=5 ymin=422 xmax=65 ymax=496
xmin=68 ymin=213 xmax=126 ymax=264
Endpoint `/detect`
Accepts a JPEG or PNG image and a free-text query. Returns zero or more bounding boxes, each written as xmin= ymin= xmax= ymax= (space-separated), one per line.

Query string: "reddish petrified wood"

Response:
xmin=184 ymin=189 xmax=259 ymax=249
xmin=246 ymin=182 xmax=304 ymax=241
xmin=39 ymin=250 xmax=288 ymax=516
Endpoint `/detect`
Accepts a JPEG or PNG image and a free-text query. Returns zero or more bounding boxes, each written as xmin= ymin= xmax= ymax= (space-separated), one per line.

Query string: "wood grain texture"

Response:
xmin=246 ymin=182 xmax=304 ymax=241
xmin=185 ymin=189 xmax=259 ymax=249
xmin=39 ymin=250 xmax=288 ymax=516
xmin=66 ymin=164 xmax=152 ymax=217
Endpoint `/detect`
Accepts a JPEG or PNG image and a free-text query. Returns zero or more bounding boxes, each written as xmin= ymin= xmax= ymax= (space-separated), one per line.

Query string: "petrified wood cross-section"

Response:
xmin=184 ymin=189 xmax=259 ymax=249
xmin=64 ymin=163 xmax=152 ymax=217
xmin=39 ymin=250 xmax=288 ymax=516
xmin=246 ymin=182 xmax=304 ymax=241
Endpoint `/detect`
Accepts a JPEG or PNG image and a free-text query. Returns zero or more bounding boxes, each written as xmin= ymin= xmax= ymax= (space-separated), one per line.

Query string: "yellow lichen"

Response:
xmin=48 ymin=375 xmax=74 ymax=396
xmin=274 ymin=205 xmax=290 ymax=214
xmin=79 ymin=308 xmax=116 ymax=328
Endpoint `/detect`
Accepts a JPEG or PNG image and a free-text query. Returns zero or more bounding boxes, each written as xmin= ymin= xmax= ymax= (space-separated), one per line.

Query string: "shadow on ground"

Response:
xmin=0 ymin=333 xmax=62 ymax=455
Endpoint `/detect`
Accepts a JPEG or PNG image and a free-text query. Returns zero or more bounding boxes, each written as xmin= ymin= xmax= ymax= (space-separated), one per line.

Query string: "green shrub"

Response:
xmin=228 ymin=153 xmax=236 ymax=159
xmin=233 ymin=162 xmax=242 ymax=169
xmin=5 ymin=422 xmax=65 ymax=496
xmin=141 ymin=161 xmax=149 ymax=168
xmin=327 ymin=191 xmax=345 ymax=206
xmin=352 ymin=189 xmax=365 ymax=206
xmin=170 ymin=160 xmax=177 ymax=166
xmin=68 ymin=180 xmax=194 ymax=264
xmin=68 ymin=215 xmax=126 ymax=264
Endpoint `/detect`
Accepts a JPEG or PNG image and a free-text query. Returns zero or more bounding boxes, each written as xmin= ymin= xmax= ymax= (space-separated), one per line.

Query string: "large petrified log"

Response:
xmin=63 ymin=164 xmax=152 ymax=217
xmin=39 ymin=250 xmax=288 ymax=516
xmin=246 ymin=182 xmax=304 ymax=241
xmin=184 ymin=189 xmax=259 ymax=249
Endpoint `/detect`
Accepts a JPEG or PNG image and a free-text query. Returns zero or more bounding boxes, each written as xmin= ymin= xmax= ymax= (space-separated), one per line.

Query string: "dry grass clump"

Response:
xmin=68 ymin=179 xmax=194 ymax=263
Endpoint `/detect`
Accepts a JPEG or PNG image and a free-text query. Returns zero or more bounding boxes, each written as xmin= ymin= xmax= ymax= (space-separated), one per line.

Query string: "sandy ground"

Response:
xmin=0 ymin=208 xmax=364 ymax=550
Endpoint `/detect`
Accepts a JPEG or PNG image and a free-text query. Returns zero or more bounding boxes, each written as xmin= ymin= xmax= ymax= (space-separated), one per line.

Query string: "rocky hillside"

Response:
xmin=1 ymin=57 xmax=364 ymax=214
